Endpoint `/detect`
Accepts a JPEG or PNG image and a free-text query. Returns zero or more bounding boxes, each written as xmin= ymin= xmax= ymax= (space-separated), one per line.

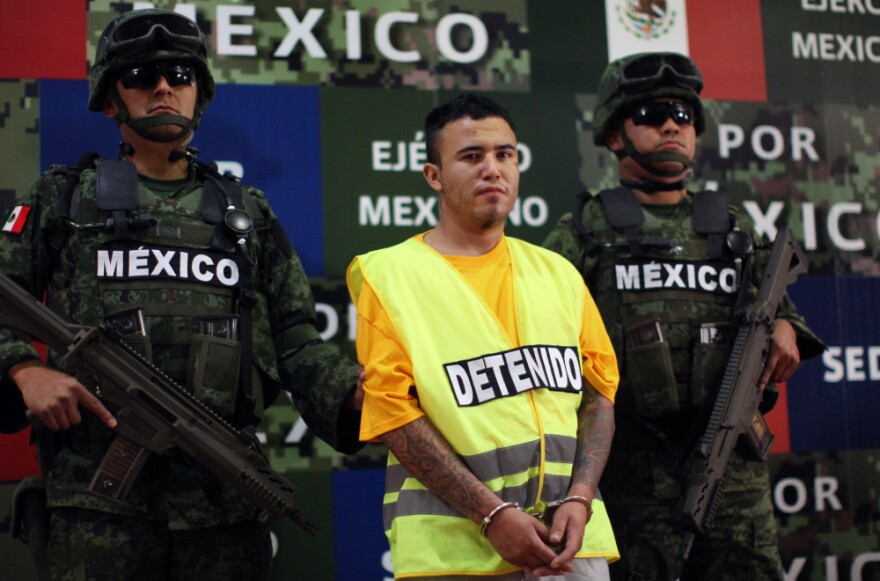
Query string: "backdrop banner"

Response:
xmin=0 ymin=2 xmax=877 ymax=579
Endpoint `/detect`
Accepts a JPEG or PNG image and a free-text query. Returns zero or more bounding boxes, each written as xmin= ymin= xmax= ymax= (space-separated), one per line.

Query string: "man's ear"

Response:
xmin=103 ymin=88 xmax=119 ymax=119
xmin=422 ymin=162 xmax=443 ymax=193
xmin=605 ymin=127 xmax=624 ymax=152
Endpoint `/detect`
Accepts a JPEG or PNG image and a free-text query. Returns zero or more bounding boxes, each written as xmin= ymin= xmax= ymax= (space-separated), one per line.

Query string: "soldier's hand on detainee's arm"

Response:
xmin=344 ymin=366 xmax=366 ymax=411
xmin=486 ymin=505 xmax=566 ymax=573
xmin=758 ymin=319 xmax=800 ymax=390
xmin=9 ymin=359 xmax=117 ymax=431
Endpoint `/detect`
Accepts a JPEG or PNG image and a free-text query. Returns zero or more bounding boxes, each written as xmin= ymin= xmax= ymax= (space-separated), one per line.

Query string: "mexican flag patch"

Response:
xmin=2 ymin=205 xmax=30 ymax=234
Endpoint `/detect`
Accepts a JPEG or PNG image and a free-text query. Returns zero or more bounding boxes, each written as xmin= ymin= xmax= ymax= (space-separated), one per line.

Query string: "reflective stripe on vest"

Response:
xmin=349 ymin=236 xmax=618 ymax=576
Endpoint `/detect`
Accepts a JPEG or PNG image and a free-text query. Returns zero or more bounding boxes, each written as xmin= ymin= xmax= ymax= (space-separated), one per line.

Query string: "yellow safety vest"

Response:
xmin=348 ymin=236 xmax=618 ymax=577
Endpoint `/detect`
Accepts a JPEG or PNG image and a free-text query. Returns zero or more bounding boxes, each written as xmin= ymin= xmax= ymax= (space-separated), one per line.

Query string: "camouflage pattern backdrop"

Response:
xmin=1 ymin=0 xmax=879 ymax=579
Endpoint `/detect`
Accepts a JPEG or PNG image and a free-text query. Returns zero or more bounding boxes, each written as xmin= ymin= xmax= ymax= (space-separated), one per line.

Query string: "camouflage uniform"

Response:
xmin=0 ymin=158 xmax=362 ymax=579
xmin=0 ymin=8 xmax=362 ymax=579
xmin=543 ymin=192 xmax=824 ymax=581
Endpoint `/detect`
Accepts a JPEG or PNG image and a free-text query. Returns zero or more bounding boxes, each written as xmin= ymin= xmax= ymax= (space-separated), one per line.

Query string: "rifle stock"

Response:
xmin=0 ymin=273 xmax=317 ymax=535
xmin=680 ymin=228 xmax=807 ymax=559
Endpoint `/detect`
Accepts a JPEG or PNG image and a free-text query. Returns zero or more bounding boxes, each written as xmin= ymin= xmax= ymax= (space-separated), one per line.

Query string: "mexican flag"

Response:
xmin=2 ymin=205 xmax=31 ymax=234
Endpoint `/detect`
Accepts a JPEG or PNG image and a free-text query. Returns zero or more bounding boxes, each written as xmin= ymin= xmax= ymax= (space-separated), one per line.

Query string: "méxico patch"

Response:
xmin=614 ymin=258 xmax=739 ymax=295
xmin=2 ymin=205 xmax=31 ymax=234
xmin=96 ymin=242 xmax=241 ymax=288
xmin=444 ymin=345 xmax=583 ymax=407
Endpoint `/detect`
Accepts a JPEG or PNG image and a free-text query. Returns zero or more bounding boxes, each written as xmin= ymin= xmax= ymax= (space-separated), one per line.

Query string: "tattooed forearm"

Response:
xmin=380 ymin=417 xmax=498 ymax=523
xmin=571 ymin=385 xmax=615 ymax=496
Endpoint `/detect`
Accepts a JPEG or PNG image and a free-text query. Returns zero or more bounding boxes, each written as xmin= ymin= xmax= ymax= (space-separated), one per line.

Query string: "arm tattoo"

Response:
xmin=380 ymin=417 xmax=497 ymax=523
xmin=571 ymin=384 xmax=615 ymax=495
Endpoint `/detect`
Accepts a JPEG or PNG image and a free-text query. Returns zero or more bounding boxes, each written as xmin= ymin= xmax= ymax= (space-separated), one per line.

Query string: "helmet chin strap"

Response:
xmin=111 ymin=94 xmax=196 ymax=143
xmin=616 ymin=128 xmax=694 ymax=179
xmin=619 ymin=178 xmax=686 ymax=192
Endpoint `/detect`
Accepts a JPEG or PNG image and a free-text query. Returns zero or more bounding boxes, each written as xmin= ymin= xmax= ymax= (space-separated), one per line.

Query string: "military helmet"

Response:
xmin=592 ymin=52 xmax=705 ymax=146
xmin=88 ymin=9 xmax=215 ymax=114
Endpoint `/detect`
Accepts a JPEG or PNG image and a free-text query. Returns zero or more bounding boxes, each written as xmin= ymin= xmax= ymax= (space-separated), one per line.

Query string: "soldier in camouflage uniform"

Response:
xmin=0 ymin=9 xmax=362 ymax=580
xmin=543 ymin=53 xmax=825 ymax=580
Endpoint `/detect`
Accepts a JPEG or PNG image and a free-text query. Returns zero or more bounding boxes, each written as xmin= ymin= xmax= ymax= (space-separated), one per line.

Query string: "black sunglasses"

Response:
xmin=629 ymin=101 xmax=694 ymax=127
xmin=119 ymin=63 xmax=195 ymax=90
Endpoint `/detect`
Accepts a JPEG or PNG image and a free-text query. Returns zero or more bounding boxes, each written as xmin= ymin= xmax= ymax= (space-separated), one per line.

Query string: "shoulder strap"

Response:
xmin=60 ymin=152 xmax=100 ymax=218
xmin=196 ymin=168 xmax=260 ymax=428
xmin=598 ymin=187 xmax=646 ymax=256
xmin=47 ymin=152 xmax=100 ymax=256
xmin=692 ymin=190 xmax=732 ymax=259
xmin=96 ymin=159 xmax=139 ymax=239
xmin=571 ymin=190 xmax=593 ymax=244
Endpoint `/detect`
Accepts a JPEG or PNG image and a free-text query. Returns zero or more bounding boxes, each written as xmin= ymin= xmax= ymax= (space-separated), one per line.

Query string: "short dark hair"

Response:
xmin=424 ymin=94 xmax=516 ymax=165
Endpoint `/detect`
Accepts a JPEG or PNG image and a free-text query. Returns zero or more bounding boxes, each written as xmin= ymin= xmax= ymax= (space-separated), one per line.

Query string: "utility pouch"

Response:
xmin=690 ymin=322 xmax=729 ymax=409
xmin=625 ymin=320 xmax=678 ymax=418
xmin=188 ymin=315 xmax=242 ymax=419
xmin=104 ymin=307 xmax=152 ymax=362
xmin=11 ymin=476 xmax=50 ymax=579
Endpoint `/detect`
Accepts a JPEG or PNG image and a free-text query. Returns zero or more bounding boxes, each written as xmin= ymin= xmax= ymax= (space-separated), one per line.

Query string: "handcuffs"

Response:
xmin=480 ymin=496 xmax=593 ymax=537
xmin=531 ymin=495 xmax=593 ymax=525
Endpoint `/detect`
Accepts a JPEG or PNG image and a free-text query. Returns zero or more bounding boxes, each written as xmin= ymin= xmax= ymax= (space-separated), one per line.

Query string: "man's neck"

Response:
xmin=631 ymin=187 xmax=687 ymax=205
xmin=619 ymin=161 xmax=689 ymax=205
xmin=125 ymin=141 xmax=189 ymax=180
xmin=117 ymin=125 xmax=192 ymax=180
xmin=424 ymin=222 xmax=504 ymax=256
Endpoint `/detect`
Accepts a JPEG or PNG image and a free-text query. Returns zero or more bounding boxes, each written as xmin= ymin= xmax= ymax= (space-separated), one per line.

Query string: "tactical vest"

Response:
xmin=348 ymin=237 xmax=618 ymax=576
xmin=48 ymin=159 xmax=280 ymax=425
xmin=575 ymin=189 xmax=750 ymax=425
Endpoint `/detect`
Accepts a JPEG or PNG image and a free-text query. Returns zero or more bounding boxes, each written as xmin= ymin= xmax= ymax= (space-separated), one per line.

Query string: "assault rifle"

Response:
xmin=0 ymin=272 xmax=317 ymax=535
xmin=680 ymin=228 xmax=807 ymax=559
